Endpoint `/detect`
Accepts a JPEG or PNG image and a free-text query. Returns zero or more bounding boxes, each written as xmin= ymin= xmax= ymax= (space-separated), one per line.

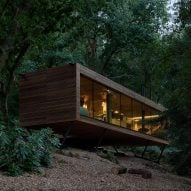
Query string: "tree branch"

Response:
xmin=109 ymin=73 xmax=130 ymax=79
xmin=12 ymin=42 xmax=30 ymax=73
xmin=97 ymin=44 xmax=118 ymax=74
xmin=1 ymin=41 xmax=30 ymax=121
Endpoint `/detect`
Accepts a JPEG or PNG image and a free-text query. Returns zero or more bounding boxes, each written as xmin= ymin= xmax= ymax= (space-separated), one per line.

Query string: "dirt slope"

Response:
xmin=0 ymin=148 xmax=191 ymax=191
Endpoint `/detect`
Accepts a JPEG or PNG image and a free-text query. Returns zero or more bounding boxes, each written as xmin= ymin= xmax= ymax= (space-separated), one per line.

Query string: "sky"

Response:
xmin=167 ymin=0 xmax=179 ymax=21
xmin=166 ymin=0 xmax=179 ymax=31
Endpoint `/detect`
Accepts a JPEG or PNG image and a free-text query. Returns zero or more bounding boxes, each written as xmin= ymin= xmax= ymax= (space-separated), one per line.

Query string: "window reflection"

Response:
xmin=141 ymin=104 xmax=161 ymax=135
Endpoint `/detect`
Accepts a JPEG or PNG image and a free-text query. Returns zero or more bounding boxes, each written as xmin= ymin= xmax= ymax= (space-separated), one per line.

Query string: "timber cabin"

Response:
xmin=20 ymin=64 xmax=168 ymax=147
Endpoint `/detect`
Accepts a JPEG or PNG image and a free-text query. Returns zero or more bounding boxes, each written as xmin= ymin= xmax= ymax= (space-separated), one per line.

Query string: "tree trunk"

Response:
xmin=0 ymin=42 xmax=30 ymax=126
xmin=0 ymin=85 xmax=8 ymax=125
xmin=1 ymin=95 xmax=8 ymax=124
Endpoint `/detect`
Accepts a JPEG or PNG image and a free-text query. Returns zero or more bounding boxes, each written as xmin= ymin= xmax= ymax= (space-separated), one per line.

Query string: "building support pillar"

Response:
xmin=135 ymin=144 xmax=166 ymax=164
xmin=157 ymin=145 xmax=166 ymax=164
xmin=60 ymin=124 xmax=72 ymax=149
xmin=142 ymin=145 xmax=148 ymax=158
xmin=113 ymin=145 xmax=119 ymax=154
xmin=95 ymin=129 xmax=107 ymax=150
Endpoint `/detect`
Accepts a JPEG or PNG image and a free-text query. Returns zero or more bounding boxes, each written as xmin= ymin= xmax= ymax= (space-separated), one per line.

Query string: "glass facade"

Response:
xmin=80 ymin=75 xmax=163 ymax=136
xmin=93 ymin=82 xmax=108 ymax=121
xmin=111 ymin=90 xmax=120 ymax=126
xmin=121 ymin=95 xmax=133 ymax=129
xmin=132 ymin=100 xmax=143 ymax=132
xmin=80 ymin=76 xmax=93 ymax=117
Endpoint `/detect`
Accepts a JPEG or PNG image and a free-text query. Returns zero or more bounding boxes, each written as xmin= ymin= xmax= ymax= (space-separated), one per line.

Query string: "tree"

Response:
xmin=27 ymin=0 xmax=168 ymax=99
xmin=159 ymin=0 xmax=191 ymax=176
xmin=0 ymin=0 xmax=76 ymax=123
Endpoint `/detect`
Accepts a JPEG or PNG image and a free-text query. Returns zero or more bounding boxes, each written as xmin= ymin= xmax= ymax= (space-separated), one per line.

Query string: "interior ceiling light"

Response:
xmin=128 ymin=115 xmax=159 ymax=120
xmin=107 ymin=89 xmax=111 ymax=94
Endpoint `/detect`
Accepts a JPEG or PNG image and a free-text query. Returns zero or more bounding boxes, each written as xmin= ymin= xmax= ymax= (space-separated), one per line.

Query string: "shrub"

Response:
xmin=167 ymin=149 xmax=191 ymax=177
xmin=97 ymin=150 xmax=119 ymax=164
xmin=0 ymin=119 xmax=60 ymax=176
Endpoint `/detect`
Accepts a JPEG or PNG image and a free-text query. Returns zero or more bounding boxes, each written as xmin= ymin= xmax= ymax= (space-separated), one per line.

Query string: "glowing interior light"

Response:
xmin=83 ymin=104 xmax=87 ymax=108
xmin=102 ymin=101 xmax=106 ymax=113
xmin=107 ymin=89 xmax=111 ymax=94
xmin=129 ymin=115 xmax=159 ymax=120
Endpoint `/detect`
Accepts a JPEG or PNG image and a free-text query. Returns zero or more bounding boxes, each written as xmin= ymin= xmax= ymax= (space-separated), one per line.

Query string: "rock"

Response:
xmin=128 ymin=168 xmax=152 ymax=179
xmin=111 ymin=166 xmax=127 ymax=175
xmin=81 ymin=154 xmax=90 ymax=160
xmin=142 ymin=171 xmax=152 ymax=179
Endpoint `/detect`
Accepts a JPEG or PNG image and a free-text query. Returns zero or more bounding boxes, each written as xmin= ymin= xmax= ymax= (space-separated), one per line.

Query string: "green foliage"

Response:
xmin=0 ymin=120 xmax=60 ymax=176
xmin=171 ymin=151 xmax=191 ymax=177
xmin=178 ymin=0 xmax=191 ymax=28
xmin=97 ymin=150 xmax=119 ymax=164
xmin=159 ymin=0 xmax=191 ymax=176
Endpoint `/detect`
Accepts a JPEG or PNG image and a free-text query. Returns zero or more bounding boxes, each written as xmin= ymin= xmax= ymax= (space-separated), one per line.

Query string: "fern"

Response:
xmin=0 ymin=119 xmax=60 ymax=176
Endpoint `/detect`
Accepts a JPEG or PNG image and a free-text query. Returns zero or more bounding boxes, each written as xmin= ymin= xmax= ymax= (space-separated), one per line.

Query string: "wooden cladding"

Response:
xmin=20 ymin=65 xmax=77 ymax=127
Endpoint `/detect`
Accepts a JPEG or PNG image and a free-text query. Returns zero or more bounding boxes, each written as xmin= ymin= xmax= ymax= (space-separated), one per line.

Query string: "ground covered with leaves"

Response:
xmin=0 ymin=148 xmax=190 ymax=191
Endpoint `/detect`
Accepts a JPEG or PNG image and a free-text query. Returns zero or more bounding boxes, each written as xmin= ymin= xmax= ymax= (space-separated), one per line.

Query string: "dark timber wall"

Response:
xmin=20 ymin=64 xmax=77 ymax=127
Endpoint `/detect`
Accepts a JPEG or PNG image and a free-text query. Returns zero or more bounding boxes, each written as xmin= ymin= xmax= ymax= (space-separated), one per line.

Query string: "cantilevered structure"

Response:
xmin=20 ymin=64 xmax=168 ymax=147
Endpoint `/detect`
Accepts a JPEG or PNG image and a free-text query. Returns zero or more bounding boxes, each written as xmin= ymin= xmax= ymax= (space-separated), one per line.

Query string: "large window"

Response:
xmin=111 ymin=91 xmax=120 ymax=126
xmin=80 ymin=76 xmax=93 ymax=117
xmin=141 ymin=104 xmax=162 ymax=135
xmin=142 ymin=104 xmax=152 ymax=134
xmin=93 ymin=82 xmax=108 ymax=121
xmin=132 ymin=100 xmax=143 ymax=132
xmin=148 ymin=107 xmax=161 ymax=135
xmin=80 ymin=75 xmax=163 ymax=136
xmin=121 ymin=95 xmax=133 ymax=129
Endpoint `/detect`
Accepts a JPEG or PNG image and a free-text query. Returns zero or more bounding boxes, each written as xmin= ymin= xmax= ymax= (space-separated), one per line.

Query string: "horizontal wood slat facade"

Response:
xmin=20 ymin=64 xmax=77 ymax=127
xmin=20 ymin=64 xmax=168 ymax=146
